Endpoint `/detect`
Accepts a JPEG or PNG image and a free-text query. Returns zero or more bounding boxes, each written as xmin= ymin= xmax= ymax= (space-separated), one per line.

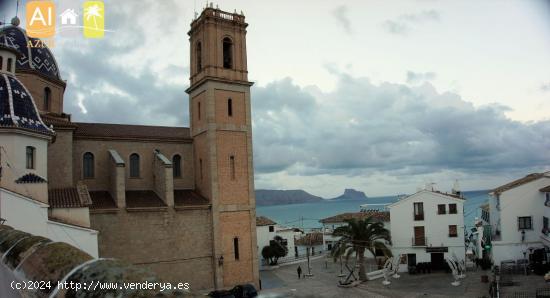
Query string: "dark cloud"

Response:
xmin=56 ymin=0 xmax=189 ymax=127
xmin=332 ymin=5 xmax=352 ymax=34
xmin=0 ymin=0 xmax=16 ymax=24
xmin=382 ymin=10 xmax=440 ymax=35
xmin=251 ymin=74 xmax=550 ymax=178
xmin=50 ymin=1 xmax=549 ymax=192
xmin=407 ymin=71 xmax=436 ymax=84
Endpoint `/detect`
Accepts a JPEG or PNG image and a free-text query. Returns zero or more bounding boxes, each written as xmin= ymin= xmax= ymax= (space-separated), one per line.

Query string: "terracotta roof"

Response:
xmin=125 ymin=190 xmax=166 ymax=208
xmin=41 ymin=113 xmax=76 ymax=128
xmin=540 ymin=185 xmax=550 ymax=192
xmin=15 ymin=173 xmax=47 ymax=184
xmin=492 ymin=173 xmax=546 ymax=195
xmin=74 ymin=122 xmax=191 ymax=142
xmin=174 ymin=190 xmax=209 ymax=206
xmin=48 ymin=187 xmax=91 ymax=208
xmin=256 ymin=216 xmax=276 ymax=226
xmin=295 ymin=232 xmax=323 ymax=246
xmin=320 ymin=211 xmax=390 ymax=224
xmin=89 ymin=191 xmax=117 ymax=210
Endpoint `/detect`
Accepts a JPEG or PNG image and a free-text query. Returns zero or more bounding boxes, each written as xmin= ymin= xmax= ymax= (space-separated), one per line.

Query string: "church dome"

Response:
xmin=0 ymin=72 xmax=54 ymax=135
xmin=0 ymin=26 xmax=61 ymax=81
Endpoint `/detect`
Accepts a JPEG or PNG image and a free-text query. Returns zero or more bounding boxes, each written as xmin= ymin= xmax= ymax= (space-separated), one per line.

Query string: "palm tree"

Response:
xmin=331 ymin=217 xmax=392 ymax=281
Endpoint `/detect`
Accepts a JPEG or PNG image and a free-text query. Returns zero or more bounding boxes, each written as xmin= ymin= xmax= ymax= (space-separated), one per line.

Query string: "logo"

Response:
xmin=26 ymin=1 xmax=56 ymax=38
xmin=60 ymin=9 xmax=79 ymax=25
xmin=83 ymin=1 xmax=105 ymax=38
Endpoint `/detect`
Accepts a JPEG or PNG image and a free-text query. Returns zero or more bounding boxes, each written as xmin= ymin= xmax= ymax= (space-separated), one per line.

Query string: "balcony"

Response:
xmin=414 ymin=213 xmax=424 ymax=221
xmin=412 ymin=236 xmax=428 ymax=246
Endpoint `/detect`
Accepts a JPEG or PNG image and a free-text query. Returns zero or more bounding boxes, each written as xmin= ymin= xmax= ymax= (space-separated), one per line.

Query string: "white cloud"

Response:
xmin=382 ymin=9 xmax=440 ymax=35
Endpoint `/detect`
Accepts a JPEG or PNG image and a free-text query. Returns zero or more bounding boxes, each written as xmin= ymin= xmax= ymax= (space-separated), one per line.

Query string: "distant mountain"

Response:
xmin=255 ymin=189 xmax=324 ymax=206
xmin=330 ymin=188 xmax=368 ymax=200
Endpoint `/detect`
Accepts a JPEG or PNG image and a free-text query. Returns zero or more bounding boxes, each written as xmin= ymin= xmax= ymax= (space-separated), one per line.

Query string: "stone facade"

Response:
xmin=90 ymin=208 xmax=214 ymax=290
xmin=187 ymin=7 xmax=259 ymax=288
xmin=1 ymin=6 xmax=258 ymax=291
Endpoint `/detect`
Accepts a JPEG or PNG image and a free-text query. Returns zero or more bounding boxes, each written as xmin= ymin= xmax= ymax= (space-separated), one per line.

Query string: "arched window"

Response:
xmin=44 ymin=87 xmax=51 ymax=111
xmin=222 ymin=37 xmax=233 ymax=69
xmin=83 ymin=152 xmax=94 ymax=178
xmin=196 ymin=42 xmax=202 ymax=72
xmin=130 ymin=153 xmax=140 ymax=178
xmin=227 ymin=98 xmax=233 ymax=117
xmin=173 ymin=154 xmax=182 ymax=178
xmin=26 ymin=146 xmax=35 ymax=169
xmin=7 ymin=58 xmax=13 ymax=72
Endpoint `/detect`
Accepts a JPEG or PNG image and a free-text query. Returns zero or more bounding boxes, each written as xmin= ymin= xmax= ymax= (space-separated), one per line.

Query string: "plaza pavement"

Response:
xmin=258 ymin=255 xmax=548 ymax=298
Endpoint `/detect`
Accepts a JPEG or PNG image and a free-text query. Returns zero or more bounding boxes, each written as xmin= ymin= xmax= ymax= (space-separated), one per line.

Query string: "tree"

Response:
xmin=331 ymin=217 xmax=392 ymax=281
xmin=261 ymin=236 xmax=288 ymax=265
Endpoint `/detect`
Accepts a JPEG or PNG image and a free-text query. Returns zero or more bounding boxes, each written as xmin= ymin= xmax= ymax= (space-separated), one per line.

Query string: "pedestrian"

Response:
xmin=297 ymin=265 xmax=302 ymax=279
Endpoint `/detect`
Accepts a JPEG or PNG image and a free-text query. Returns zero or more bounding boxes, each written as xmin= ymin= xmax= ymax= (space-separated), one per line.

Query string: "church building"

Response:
xmin=0 ymin=6 xmax=258 ymax=290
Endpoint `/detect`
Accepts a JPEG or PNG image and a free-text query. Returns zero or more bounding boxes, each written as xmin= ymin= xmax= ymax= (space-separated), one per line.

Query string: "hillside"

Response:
xmin=255 ymin=189 xmax=324 ymax=206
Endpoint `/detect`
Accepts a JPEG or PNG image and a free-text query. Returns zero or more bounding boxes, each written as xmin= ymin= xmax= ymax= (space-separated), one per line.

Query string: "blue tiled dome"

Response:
xmin=0 ymin=26 xmax=61 ymax=80
xmin=0 ymin=73 xmax=53 ymax=135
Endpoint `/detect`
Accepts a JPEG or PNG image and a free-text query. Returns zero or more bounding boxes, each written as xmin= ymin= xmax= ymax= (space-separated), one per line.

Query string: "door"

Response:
xmin=430 ymin=253 xmax=445 ymax=270
xmin=407 ymin=253 xmax=417 ymax=266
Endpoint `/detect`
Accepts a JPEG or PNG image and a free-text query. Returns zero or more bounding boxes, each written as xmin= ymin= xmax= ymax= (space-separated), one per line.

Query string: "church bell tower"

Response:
xmin=186 ymin=6 xmax=258 ymax=289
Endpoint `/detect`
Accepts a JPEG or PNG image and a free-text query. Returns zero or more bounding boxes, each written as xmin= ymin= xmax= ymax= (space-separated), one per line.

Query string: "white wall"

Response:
xmin=490 ymin=176 xmax=550 ymax=264
xmin=46 ymin=219 xmax=98 ymax=258
xmin=0 ymin=188 xmax=98 ymax=258
xmin=256 ymin=225 xmax=276 ymax=252
xmin=389 ymin=190 xmax=466 ymax=264
xmin=0 ymin=132 xmax=50 ymax=203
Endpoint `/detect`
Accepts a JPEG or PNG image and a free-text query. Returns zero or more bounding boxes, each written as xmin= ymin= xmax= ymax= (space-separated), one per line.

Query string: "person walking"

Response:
xmin=297 ymin=265 xmax=302 ymax=279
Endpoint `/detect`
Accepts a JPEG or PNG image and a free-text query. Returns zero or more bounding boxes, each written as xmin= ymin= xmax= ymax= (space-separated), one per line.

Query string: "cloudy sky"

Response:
xmin=5 ymin=0 xmax=550 ymax=197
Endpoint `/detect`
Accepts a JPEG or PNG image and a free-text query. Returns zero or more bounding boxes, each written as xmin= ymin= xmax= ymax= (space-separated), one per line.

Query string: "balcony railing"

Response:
xmin=412 ymin=236 xmax=427 ymax=246
xmin=414 ymin=213 xmax=424 ymax=221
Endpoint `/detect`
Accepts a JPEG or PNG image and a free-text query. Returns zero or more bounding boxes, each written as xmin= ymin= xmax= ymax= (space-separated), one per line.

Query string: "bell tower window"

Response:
xmin=196 ymin=42 xmax=202 ymax=72
xmin=223 ymin=37 xmax=233 ymax=69
xmin=227 ymin=98 xmax=233 ymax=117
xmin=44 ymin=87 xmax=51 ymax=111
xmin=230 ymin=155 xmax=235 ymax=180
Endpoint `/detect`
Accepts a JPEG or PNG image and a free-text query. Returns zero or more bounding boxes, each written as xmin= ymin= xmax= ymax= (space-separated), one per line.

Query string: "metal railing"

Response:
xmin=412 ymin=236 xmax=427 ymax=246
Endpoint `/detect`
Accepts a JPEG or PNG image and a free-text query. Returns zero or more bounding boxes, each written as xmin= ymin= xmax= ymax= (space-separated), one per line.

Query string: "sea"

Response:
xmin=257 ymin=190 xmax=490 ymax=232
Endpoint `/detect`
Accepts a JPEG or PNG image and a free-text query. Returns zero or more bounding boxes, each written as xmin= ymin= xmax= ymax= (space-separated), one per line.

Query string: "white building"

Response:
xmin=388 ymin=189 xmax=466 ymax=271
xmin=256 ymin=216 xmax=303 ymax=266
xmin=488 ymin=172 xmax=550 ymax=265
xmin=0 ymin=40 xmax=98 ymax=257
